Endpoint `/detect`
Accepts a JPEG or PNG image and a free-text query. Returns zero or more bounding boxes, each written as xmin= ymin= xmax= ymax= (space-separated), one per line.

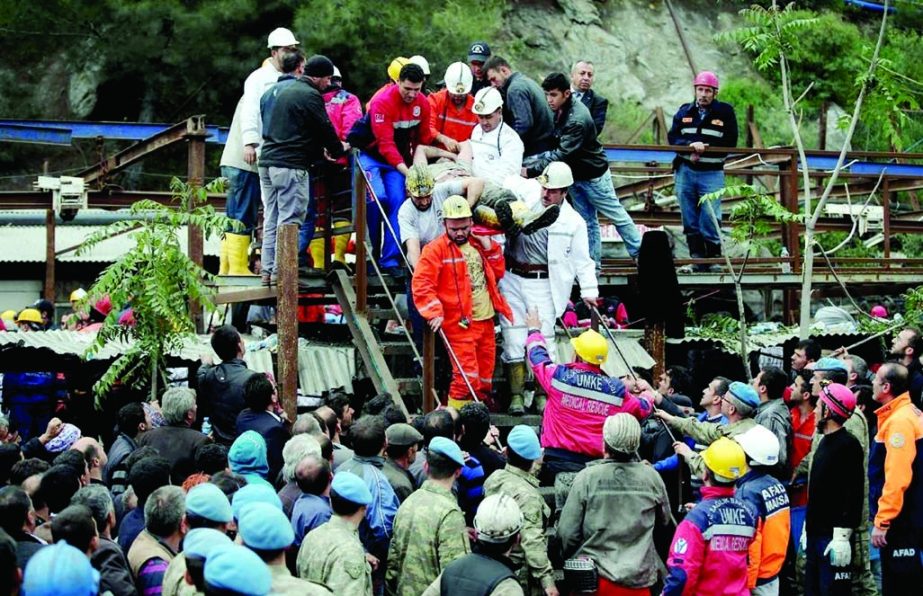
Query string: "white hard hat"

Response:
xmin=474 ymin=494 xmax=523 ymax=543
xmin=472 ymin=87 xmax=503 ymax=115
xmin=537 ymin=162 xmax=574 ymax=189
xmin=333 ymin=66 xmax=342 ymax=79
xmin=409 ymin=55 xmax=430 ymax=75
xmin=733 ymin=424 xmax=780 ymax=467
xmin=444 ymin=62 xmax=473 ymax=95
xmin=267 ymin=27 xmax=299 ymax=49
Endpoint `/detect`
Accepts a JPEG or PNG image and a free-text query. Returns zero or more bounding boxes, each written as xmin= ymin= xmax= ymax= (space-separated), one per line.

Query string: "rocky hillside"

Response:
xmin=500 ymin=0 xmax=758 ymax=139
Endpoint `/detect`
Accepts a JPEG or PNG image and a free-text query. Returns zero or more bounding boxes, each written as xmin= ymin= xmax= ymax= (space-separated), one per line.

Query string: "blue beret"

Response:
xmin=204 ymin=544 xmax=272 ymax=596
xmin=506 ymin=425 xmax=541 ymax=460
xmin=23 ymin=541 xmax=100 ymax=596
xmin=331 ymin=471 xmax=372 ymax=506
xmin=231 ymin=483 xmax=283 ymax=521
xmin=728 ymin=381 xmax=760 ymax=408
xmin=814 ymin=357 xmax=847 ymax=372
xmin=186 ymin=483 xmax=233 ymax=523
xmin=429 ymin=436 xmax=465 ymax=467
xmin=238 ymin=502 xmax=295 ymax=550
xmin=183 ymin=527 xmax=231 ymax=559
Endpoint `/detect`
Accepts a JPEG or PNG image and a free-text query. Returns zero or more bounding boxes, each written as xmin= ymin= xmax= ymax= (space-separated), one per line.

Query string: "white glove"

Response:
xmin=799 ymin=524 xmax=807 ymax=553
xmin=823 ymin=527 xmax=853 ymax=567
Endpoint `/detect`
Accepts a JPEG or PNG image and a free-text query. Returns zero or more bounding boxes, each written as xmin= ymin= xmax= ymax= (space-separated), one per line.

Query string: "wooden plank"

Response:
xmin=277 ymin=223 xmax=299 ymax=423
xmin=213 ymin=287 xmax=278 ymax=304
xmin=187 ymin=127 xmax=206 ymax=332
xmin=353 ymin=161 xmax=368 ymax=313
xmin=331 ymin=269 xmax=407 ymax=417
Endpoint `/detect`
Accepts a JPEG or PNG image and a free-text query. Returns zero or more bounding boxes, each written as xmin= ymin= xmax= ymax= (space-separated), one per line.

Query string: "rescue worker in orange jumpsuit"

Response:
xmin=428 ymin=62 xmax=478 ymax=152
xmin=412 ymin=195 xmax=512 ymax=409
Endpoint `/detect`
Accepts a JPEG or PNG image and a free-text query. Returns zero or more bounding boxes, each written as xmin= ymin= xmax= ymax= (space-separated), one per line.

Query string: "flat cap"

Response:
xmin=386 ymin=423 xmax=423 ymax=447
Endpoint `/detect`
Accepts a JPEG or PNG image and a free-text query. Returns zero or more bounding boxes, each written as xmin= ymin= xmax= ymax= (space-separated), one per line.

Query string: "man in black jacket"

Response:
xmin=235 ymin=373 xmax=290 ymax=483
xmin=667 ymin=71 xmax=738 ymax=271
xmin=196 ymin=325 xmax=258 ymax=446
xmin=258 ymin=54 xmax=346 ymax=284
xmin=570 ymin=60 xmax=608 ymax=135
xmin=483 ymin=56 xmax=554 ymax=158
xmin=526 ymin=72 xmax=640 ymax=263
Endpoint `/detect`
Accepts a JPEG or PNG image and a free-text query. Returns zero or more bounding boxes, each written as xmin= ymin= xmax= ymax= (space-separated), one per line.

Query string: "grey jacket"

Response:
xmin=557 ymin=460 xmax=671 ymax=588
xmin=754 ymin=398 xmax=793 ymax=469
xmin=501 ymin=72 xmax=554 ymax=157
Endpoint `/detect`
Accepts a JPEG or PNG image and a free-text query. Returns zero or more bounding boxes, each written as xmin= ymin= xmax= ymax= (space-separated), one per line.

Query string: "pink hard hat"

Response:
xmin=819 ymin=382 xmax=856 ymax=420
xmin=693 ymin=71 xmax=719 ymax=90
xmin=871 ymin=305 xmax=888 ymax=318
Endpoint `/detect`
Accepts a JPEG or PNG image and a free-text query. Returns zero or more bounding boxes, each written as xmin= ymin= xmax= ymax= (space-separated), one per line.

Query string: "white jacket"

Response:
xmin=503 ymin=177 xmax=599 ymax=317
xmin=239 ymin=62 xmax=282 ymax=151
xmin=470 ymin=121 xmax=524 ymax=186
xmin=219 ymin=98 xmax=256 ymax=172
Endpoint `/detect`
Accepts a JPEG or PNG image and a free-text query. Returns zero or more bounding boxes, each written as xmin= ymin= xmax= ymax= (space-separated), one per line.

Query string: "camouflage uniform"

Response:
xmin=483 ymin=464 xmax=555 ymax=594
xmin=162 ymin=553 xmax=198 ymax=596
xmin=794 ymin=408 xmax=877 ymax=596
xmin=297 ymin=516 xmax=373 ymax=596
xmin=269 ymin=563 xmax=333 ymax=595
xmin=385 ymin=479 xmax=471 ymax=596
xmin=668 ymin=416 xmax=757 ymax=476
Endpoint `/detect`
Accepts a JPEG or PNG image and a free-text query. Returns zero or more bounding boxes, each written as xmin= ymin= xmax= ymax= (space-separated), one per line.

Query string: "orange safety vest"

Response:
xmin=428 ymin=89 xmax=478 ymax=145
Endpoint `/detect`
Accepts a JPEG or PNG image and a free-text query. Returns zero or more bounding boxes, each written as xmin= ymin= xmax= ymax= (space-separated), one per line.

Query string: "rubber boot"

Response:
xmin=680 ymin=234 xmax=705 ymax=274
xmin=507 ymin=362 xmax=526 ymax=415
xmin=705 ymin=241 xmax=723 ymax=273
xmin=226 ymin=233 xmax=256 ymax=276
xmin=309 ymin=231 xmax=325 ymax=270
xmin=513 ymin=201 xmax=560 ymax=235
xmin=332 ymin=220 xmax=351 ymax=267
xmin=218 ymin=236 xmax=229 ymax=275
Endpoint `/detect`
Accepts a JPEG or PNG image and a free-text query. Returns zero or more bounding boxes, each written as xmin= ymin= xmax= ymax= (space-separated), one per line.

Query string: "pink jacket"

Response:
xmin=525 ymin=331 xmax=652 ymax=458
xmin=324 ymin=88 xmax=363 ymax=142
xmin=662 ymin=486 xmax=758 ymax=596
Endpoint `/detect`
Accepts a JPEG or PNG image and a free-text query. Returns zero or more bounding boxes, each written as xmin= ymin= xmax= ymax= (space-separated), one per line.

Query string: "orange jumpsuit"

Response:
xmin=412 ymin=234 xmax=512 ymax=403
xmin=428 ymin=89 xmax=478 ymax=146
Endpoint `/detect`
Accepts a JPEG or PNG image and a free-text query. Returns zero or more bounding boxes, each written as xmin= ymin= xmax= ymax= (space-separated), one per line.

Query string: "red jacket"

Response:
xmin=324 ymin=88 xmax=363 ymax=142
xmin=367 ymin=84 xmax=434 ymax=168
xmin=411 ymin=234 xmax=512 ymax=329
xmin=790 ymin=406 xmax=815 ymax=507
xmin=428 ymin=89 xmax=477 ymax=145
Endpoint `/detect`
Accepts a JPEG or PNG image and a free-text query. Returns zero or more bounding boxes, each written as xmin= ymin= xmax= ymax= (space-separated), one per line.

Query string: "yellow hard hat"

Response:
xmin=1 ymin=310 xmax=16 ymax=320
xmin=405 ymin=165 xmax=435 ymax=198
xmin=388 ymin=57 xmax=411 ymax=82
xmin=442 ymin=195 xmax=472 ymax=219
xmin=570 ymin=329 xmax=608 ymax=364
xmin=701 ymin=437 xmax=748 ymax=482
xmin=16 ymin=308 xmax=44 ymax=324
xmin=70 ymin=288 xmax=88 ymax=302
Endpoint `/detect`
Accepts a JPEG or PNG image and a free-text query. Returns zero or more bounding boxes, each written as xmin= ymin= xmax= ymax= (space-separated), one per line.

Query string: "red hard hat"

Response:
xmin=819 ymin=382 xmax=856 ymax=419
xmin=693 ymin=71 xmax=719 ymax=90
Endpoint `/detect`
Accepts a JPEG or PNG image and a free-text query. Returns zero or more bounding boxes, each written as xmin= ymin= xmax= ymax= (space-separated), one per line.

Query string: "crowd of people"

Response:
xmin=1 ymin=25 xmax=922 ymax=596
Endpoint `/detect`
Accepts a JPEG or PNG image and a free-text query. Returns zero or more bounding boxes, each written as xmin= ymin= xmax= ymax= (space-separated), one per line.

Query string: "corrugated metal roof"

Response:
xmin=0 ymin=330 xmax=356 ymax=398
xmin=0 ymin=225 xmax=221 ymax=263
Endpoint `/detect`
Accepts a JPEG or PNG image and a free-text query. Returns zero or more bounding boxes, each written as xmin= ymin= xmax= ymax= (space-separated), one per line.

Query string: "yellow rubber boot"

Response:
xmin=309 ymin=232 xmax=326 ymax=270
xmin=225 ymin=233 xmax=255 ymax=276
xmin=218 ymin=236 xmax=229 ymax=275
xmin=507 ymin=362 xmax=526 ymax=415
xmin=333 ymin=220 xmax=351 ymax=266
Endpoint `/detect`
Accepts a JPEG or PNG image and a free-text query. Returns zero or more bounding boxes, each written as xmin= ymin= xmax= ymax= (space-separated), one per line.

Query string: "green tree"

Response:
xmin=78 ymin=178 xmax=233 ymax=405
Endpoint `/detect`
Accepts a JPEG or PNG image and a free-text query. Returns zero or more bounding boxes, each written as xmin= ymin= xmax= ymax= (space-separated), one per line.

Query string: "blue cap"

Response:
xmin=506 ymin=425 xmax=541 ymax=460
xmin=186 ymin=483 xmax=233 ymax=523
xmin=428 ymin=436 xmax=465 ymax=467
xmin=23 ymin=541 xmax=100 ymax=596
xmin=183 ymin=527 xmax=231 ymax=559
xmin=814 ymin=357 xmax=847 ymax=372
xmin=331 ymin=471 xmax=372 ymax=506
xmin=238 ymin=502 xmax=295 ymax=550
xmin=204 ymin=544 xmax=272 ymax=596
xmin=231 ymin=483 xmax=283 ymax=521
xmin=728 ymin=381 xmax=760 ymax=408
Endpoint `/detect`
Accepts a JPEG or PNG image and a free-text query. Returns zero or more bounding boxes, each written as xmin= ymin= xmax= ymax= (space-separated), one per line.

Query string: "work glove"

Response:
xmin=799 ymin=524 xmax=807 ymax=553
xmin=823 ymin=527 xmax=853 ymax=567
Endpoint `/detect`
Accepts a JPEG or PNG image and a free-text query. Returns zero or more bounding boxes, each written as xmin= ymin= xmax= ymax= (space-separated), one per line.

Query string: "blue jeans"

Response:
xmin=569 ymin=171 xmax=641 ymax=261
xmin=675 ymin=161 xmax=724 ymax=244
xmin=358 ymin=152 xmax=406 ymax=269
xmin=221 ymin=166 xmax=261 ymax=234
xmin=805 ymin=535 xmax=852 ymax=596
